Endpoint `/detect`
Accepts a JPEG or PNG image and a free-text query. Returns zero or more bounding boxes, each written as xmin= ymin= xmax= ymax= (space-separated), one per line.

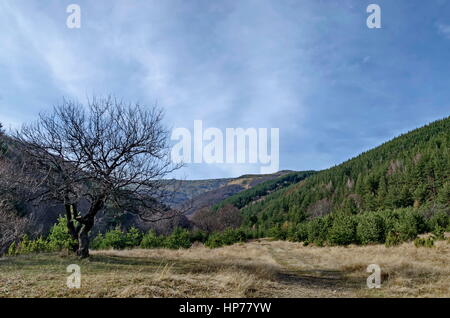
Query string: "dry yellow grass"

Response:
xmin=0 ymin=239 xmax=449 ymax=298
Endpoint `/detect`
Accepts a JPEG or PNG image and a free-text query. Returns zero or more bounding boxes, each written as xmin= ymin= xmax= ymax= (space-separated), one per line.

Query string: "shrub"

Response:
xmin=327 ymin=213 xmax=357 ymax=246
xmin=163 ymin=228 xmax=192 ymax=249
xmin=385 ymin=231 xmax=401 ymax=247
xmin=221 ymin=228 xmax=246 ymax=245
xmin=394 ymin=209 xmax=426 ymax=241
xmin=125 ymin=227 xmax=142 ymax=247
xmin=91 ymin=227 xmax=142 ymax=250
xmin=306 ymin=217 xmax=329 ymax=245
xmin=7 ymin=242 xmax=17 ymax=256
xmin=379 ymin=209 xmax=400 ymax=236
xmin=140 ymin=230 xmax=164 ymax=248
xmin=242 ymin=227 xmax=259 ymax=240
xmin=431 ymin=226 xmax=446 ymax=240
xmin=204 ymin=229 xmax=248 ymax=248
xmin=9 ymin=234 xmax=52 ymax=255
xmin=91 ymin=233 xmax=106 ymax=250
xmin=7 ymin=216 xmax=78 ymax=255
xmin=95 ymin=229 xmax=121 ymax=249
xmin=102 ymin=228 xmax=126 ymax=249
xmin=268 ymin=225 xmax=287 ymax=240
xmin=356 ymin=213 xmax=385 ymax=244
xmin=189 ymin=230 xmax=208 ymax=243
xmin=414 ymin=237 xmax=434 ymax=248
xmin=289 ymin=223 xmax=308 ymax=242
xmin=204 ymin=232 xmax=224 ymax=248
xmin=47 ymin=216 xmax=77 ymax=251
xmin=427 ymin=210 xmax=449 ymax=234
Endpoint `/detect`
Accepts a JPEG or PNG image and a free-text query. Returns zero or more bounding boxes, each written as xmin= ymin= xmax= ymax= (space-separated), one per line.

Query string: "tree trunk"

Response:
xmin=75 ymin=197 xmax=104 ymax=258
xmin=65 ymin=204 xmax=80 ymax=253
xmin=77 ymin=225 xmax=90 ymax=258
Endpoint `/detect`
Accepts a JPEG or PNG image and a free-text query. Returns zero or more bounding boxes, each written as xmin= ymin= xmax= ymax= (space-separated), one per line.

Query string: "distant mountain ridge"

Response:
xmin=168 ymin=170 xmax=299 ymax=216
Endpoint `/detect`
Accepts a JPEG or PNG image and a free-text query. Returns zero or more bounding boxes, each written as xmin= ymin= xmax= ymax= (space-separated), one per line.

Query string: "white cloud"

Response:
xmin=0 ymin=2 xmax=101 ymax=100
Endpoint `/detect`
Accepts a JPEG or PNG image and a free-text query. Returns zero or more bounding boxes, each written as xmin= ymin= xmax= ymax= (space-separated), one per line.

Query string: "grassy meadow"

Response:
xmin=0 ymin=238 xmax=449 ymax=298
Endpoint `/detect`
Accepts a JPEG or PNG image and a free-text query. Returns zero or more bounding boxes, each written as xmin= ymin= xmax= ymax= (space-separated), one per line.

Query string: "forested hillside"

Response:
xmin=181 ymin=170 xmax=298 ymax=217
xmin=211 ymin=170 xmax=316 ymax=211
xmin=237 ymin=117 xmax=450 ymax=232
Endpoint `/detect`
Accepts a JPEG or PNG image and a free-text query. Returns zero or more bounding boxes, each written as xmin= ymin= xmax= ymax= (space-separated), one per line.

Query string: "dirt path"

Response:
xmin=261 ymin=241 xmax=365 ymax=297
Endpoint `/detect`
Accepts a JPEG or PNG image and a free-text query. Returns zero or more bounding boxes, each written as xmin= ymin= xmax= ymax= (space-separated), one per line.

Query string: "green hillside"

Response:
xmin=234 ymin=117 xmax=450 ymax=238
xmin=211 ymin=170 xmax=316 ymax=211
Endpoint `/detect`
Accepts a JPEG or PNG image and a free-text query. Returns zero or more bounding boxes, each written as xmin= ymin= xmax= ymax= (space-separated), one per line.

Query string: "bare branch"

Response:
xmin=13 ymin=96 xmax=184 ymax=257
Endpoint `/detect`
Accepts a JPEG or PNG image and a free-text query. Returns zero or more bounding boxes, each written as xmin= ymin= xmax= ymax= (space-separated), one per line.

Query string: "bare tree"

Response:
xmin=0 ymin=137 xmax=29 ymax=255
xmin=14 ymin=96 xmax=182 ymax=258
xmin=0 ymin=199 xmax=28 ymax=255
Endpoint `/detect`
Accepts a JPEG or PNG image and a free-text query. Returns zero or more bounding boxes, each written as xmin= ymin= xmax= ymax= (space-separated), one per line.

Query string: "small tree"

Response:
xmin=15 ymin=96 xmax=182 ymax=258
xmin=327 ymin=213 xmax=357 ymax=246
xmin=356 ymin=213 xmax=385 ymax=244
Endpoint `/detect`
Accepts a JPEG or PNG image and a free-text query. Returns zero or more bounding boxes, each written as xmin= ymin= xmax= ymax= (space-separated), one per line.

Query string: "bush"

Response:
xmin=204 ymin=232 xmax=224 ymax=248
xmin=92 ymin=229 xmax=123 ymax=249
xmin=379 ymin=209 xmax=400 ymax=236
xmin=221 ymin=228 xmax=246 ymax=245
xmin=90 ymin=233 xmax=105 ymax=250
xmin=414 ymin=237 xmax=434 ymax=248
xmin=47 ymin=216 xmax=77 ymax=251
xmin=385 ymin=231 xmax=401 ymax=247
xmin=140 ymin=230 xmax=164 ymax=248
xmin=204 ymin=229 xmax=248 ymax=248
xmin=163 ymin=228 xmax=192 ymax=249
xmin=431 ymin=226 xmax=446 ymax=240
xmin=7 ymin=216 xmax=78 ymax=255
xmin=91 ymin=227 xmax=142 ymax=250
xmin=189 ymin=230 xmax=208 ymax=243
xmin=125 ymin=227 xmax=142 ymax=247
xmin=289 ymin=223 xmax=308 ymax=242
xmin=327 ymin=213 xmax=357 ymax=246
xmin=7 ymin=242 xmax=17 ymax=256
xmin=242 ymin=227 xmax=259 ymax=240
xmin=268 ymin=225 xmax=287 ymax=240
xmin=394 ymin=209 xmax=426 ymax=241
xmin=427 ymin=210 xmax=449 ymax=234
xmin=305 ymin=217 xmax=330 ymax=245
xmin=8 ymin=234 xmax=52 ymax=255
xmin=356 ymin=213 xmax=385 ymax=244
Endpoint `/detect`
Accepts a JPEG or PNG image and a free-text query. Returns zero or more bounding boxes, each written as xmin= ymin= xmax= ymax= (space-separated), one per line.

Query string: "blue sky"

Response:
xmin=1 ymin=0 xmax=450 ymax=179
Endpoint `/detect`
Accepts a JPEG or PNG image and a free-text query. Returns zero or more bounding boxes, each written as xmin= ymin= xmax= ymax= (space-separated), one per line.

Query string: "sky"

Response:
xmin=1 ymin=0 xmax=450 ymax=179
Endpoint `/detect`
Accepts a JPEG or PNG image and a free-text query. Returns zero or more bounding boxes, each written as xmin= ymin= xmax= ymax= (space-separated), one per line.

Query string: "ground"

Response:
xmin=0 ymin=239 xmax=449 ymax=298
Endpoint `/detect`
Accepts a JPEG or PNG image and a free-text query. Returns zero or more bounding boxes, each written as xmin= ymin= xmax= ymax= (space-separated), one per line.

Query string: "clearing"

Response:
xmin=0 ymin=239 xmax=449 ymax=297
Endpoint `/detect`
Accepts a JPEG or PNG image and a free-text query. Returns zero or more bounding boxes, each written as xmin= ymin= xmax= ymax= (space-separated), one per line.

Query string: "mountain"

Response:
xmin=172 ymin=170 xmax=300 ymax=217
xmin=211 ymin=170 xmax=316 ymax=211
xmin=3 ymin=116 xmax=449 ymax=239
xmin=215 ymin=117 xmax=450 ymax=231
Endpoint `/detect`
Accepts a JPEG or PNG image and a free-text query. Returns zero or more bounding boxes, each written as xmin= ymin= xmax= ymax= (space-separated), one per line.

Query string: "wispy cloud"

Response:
xmin=437 ymin=22 xmax=450 ymax=39
xmin=0 ymin=0 xmax=449 ymax=179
